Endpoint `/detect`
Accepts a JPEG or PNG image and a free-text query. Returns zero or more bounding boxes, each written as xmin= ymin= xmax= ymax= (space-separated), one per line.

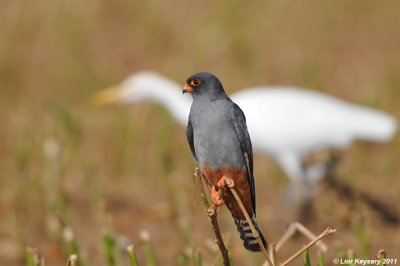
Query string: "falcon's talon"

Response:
xmin=217 ymin=176 xmax=227 ymax=188
xmin=211 ymin=186 xmax=224 ymax=206
xmin=217 ymin=175 xmax=235 ymax=189
xmin=224 ymin=177 xmax=235 ymax=188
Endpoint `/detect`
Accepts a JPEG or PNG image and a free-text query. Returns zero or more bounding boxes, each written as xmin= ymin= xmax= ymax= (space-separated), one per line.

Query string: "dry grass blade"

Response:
xmin=223 ymin=177 xmax=273 ymax=266
xmin=275 ymin=222 xmax=328 ymax=252
xmin=280 ymin=227 xmax=336 ymax=266
xmin=268 ymin=243 xmax=276 ymax=266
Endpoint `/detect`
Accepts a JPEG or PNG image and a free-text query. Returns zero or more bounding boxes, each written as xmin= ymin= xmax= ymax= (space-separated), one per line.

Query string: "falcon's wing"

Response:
xmin=232 ymin=103 xmax=256 ymax=213
xmin=186 ymin=121 xmax=197 ymax=161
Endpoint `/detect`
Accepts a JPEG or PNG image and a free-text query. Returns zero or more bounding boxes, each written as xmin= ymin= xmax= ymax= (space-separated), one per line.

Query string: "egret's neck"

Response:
xmin=139 ymin=81 xmax=191 ymax=125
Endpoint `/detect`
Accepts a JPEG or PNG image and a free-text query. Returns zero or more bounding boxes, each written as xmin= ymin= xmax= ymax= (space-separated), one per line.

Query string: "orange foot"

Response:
xmin=217 ymin=175 xmax=235 ymax=189
xmin=211 ymin=186 xmax=224 ymax=206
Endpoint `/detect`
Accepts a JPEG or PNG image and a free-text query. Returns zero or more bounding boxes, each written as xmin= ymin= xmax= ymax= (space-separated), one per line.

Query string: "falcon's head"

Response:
xmin=183 ymin=72 xmax=225 ymax=98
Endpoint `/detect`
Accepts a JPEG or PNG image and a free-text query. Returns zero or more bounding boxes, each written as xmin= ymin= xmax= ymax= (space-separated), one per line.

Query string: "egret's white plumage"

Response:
xmin=234 ymin=88 xmax=396 ymax=181
xmin=94 ymin=71 xmax=397 ymax=208
xmin=116 ymin=72 xmax=190 ymax=125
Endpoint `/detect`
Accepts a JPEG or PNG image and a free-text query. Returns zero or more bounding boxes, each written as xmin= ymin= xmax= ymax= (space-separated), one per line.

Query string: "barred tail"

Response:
xmin=234 ymin=215 xmax=268 ymax=252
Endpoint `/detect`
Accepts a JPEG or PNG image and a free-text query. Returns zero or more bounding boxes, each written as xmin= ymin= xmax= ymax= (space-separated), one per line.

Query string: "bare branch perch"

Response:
xmin=193 ymin=168 xmax=231 ymax=266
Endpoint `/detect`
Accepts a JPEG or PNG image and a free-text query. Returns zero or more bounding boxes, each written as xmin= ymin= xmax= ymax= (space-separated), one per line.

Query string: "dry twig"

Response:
xmin=193 ymin=168 xmax=231 ymax=266
xmin=194 ymin=170 xmax=335 ymax=266
xmin=279 ymin=227 xmax=336 ymax=266
xmin=275 ymin=222 xmax=327 ymax=252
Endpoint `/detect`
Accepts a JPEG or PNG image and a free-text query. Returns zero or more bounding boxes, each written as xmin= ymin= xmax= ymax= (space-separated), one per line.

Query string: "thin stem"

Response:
xmin=223 ymin=178 xmax=273 ymax=266
xmin=126 ymin=245 xmax=139 ymax=266
xmin=268 ymin=243 xmax=276 ymax=266
xmin=65 ymin=254 xmax=78 ymax=266
xmin=280 ymin=227 xmax=336 ymax=266
xmin=275 ymin=222 xmax=327 ymax=252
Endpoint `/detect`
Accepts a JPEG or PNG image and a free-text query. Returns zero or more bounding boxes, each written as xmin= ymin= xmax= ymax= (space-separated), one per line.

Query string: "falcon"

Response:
xmin=183 ymin=72 xmax=267 ymax=252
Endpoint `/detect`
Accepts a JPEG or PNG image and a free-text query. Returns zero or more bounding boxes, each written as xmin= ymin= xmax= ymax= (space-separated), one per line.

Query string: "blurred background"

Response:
xmin=0 ymin=0 xmax=399 ymax=265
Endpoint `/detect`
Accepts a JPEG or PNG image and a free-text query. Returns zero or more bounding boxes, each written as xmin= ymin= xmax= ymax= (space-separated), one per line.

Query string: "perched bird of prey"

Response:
xmin=183 ymin=72 xmax=267 ymax=251
xmin=93 ymin=72 xmax=397 ymax=214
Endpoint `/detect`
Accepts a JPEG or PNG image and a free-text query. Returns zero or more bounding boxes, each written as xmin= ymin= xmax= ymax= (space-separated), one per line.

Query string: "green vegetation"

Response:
xmin=0 ymin=0 xmax=399 ymax=265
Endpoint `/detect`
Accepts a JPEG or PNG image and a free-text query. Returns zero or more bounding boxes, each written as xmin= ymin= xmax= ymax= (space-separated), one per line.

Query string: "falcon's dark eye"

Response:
xmin=190 ymin=79 xmax=201 ymax=87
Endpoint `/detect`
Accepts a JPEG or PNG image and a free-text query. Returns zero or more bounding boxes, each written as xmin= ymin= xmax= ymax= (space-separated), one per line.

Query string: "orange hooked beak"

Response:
xmin=182 ymin=83 xmax=193 ymax=94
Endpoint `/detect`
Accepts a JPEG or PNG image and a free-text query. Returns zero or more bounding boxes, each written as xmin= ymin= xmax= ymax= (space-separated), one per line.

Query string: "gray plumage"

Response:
xmin=185 ymin=72 xmax=267 ymax=252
